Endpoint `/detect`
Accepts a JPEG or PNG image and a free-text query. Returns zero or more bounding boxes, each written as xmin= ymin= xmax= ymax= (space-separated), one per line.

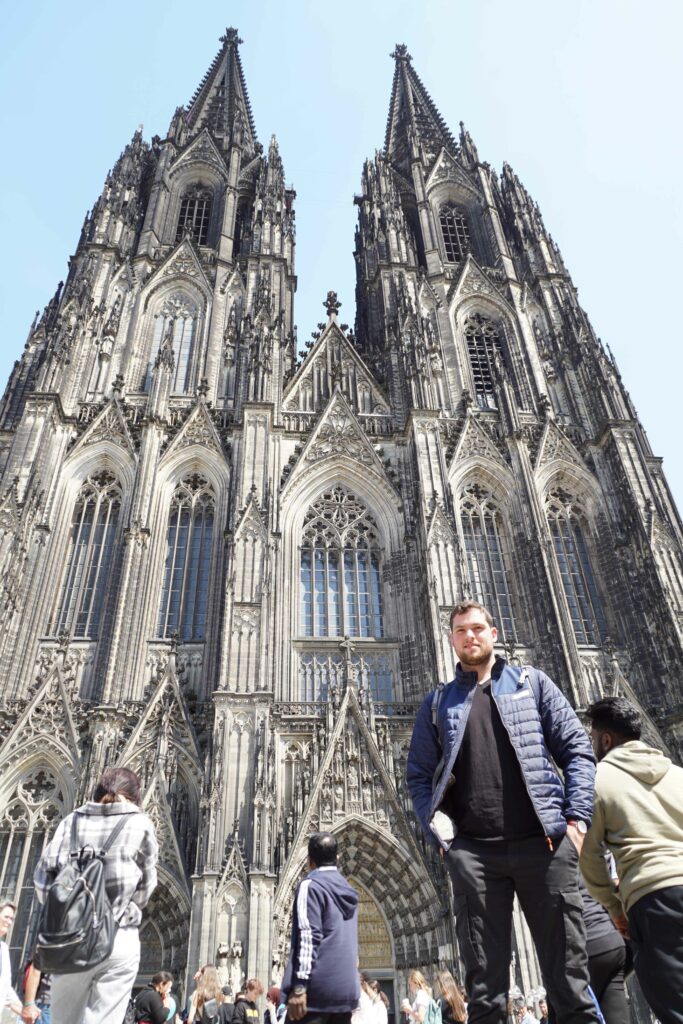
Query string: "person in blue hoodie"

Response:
xmin=282 ymin=832 xmax=359 ymax=1024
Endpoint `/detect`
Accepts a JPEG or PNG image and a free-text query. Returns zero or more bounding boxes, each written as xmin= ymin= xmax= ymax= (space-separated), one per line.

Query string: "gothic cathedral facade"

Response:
xmin=0 ymin=29 xmax=681 ymax=1006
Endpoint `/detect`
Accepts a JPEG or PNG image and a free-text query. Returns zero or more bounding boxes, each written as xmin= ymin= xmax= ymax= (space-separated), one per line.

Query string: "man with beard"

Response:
xmin=581 ymin=696 xmax=683 ymax=1024
xmin=407 ymin=601 xmax=598 ymax=1024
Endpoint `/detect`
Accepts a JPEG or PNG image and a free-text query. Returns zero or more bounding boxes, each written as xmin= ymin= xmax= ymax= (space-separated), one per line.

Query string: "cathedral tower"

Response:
xmin=0 ymin=31 xmax=680 ymax=1012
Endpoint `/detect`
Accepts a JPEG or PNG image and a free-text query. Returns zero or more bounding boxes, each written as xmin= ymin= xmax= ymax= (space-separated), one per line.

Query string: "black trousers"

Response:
xmin=446 ymin=834 xmax=598 ymax=1024
xmin=587 ymin=945 xmax=628 ymax=1024
xmin=628 ymin=885 xmax=683 ymax=1024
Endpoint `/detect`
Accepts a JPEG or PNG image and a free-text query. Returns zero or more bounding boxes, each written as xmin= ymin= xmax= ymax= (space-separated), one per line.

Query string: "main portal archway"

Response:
xmin=274 ymin=815 xmax=452 ymax=998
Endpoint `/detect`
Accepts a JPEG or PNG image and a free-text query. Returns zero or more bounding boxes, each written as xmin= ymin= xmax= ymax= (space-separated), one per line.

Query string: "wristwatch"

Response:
xmin=567 ymin=819 xmax=588 ymax=834
xmin=291 ymin=985 xmax=307 ymax=996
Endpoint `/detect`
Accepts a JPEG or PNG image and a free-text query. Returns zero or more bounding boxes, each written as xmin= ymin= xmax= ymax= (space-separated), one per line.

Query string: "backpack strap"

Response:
xmin=100 ymin=813 xmax=135 ymax=855
xmin=430 ymin=681 xmax=446 ymax=727
xmin=69 ymin=810 xmax=134 ymax=860
xmin=520 ymin=664 xmax=541 ymax=711
xmin=69 ymin=809 xmax=81 ymax=857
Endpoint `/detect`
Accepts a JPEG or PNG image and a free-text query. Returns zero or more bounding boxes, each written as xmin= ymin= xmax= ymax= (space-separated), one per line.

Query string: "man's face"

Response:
xmin=591 ymin=727 xmax=612 ymax=762
xmin=539 ymin=1001 xmax=548 ymax=1017
xmin=0 ymin=905 xmax=15 ymax=938
xmin=450 ymin=609 xmax=497 ymax=668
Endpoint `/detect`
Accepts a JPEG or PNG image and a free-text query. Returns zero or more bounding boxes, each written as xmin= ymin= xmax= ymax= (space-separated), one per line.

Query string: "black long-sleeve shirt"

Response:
xmin=134 ymin=986 xmax=167 ymax=1024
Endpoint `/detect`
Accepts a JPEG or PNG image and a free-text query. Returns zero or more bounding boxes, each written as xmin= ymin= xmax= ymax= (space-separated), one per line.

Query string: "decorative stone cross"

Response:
xmin=324 ymin=291 xmax=341 ymax=321
xmin=221 ymin=28 xmax=243 ymax=47
xmin=390 ymin=44 xmax=412 ymax=62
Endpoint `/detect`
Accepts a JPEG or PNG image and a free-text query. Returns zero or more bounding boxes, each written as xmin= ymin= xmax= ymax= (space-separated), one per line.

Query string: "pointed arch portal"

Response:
xmin=274 ymin=817 xmax=450 ymax=997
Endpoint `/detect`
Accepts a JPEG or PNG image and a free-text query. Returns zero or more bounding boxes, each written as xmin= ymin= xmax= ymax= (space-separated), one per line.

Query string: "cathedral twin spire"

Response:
xmin=385 ymin=43 xmax=458 ymax=169
xmin=174 ymin=27 xmax=258 ymax=155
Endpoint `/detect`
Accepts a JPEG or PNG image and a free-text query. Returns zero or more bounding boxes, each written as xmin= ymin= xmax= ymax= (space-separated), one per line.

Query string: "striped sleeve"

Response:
xmin=296 ymin=879 xmax=314 ymax=980
xmin=293 ymin=878 xmax=324 ymax=984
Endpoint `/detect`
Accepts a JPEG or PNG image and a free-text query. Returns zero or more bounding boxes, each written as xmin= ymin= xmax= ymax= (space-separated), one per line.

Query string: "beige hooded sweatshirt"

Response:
xmin=580 ymin=740 xmax=683 ymax=915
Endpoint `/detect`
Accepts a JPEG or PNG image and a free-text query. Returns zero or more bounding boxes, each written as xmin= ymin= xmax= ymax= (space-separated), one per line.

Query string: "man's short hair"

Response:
xmin=246 ymin=979 xmax=264 ymax=996
xmin=586 ymin=697 xmax=642 ymax=741
xmin=450 ymin=601 xmax=494 ymax=631
xmin=308 ymin=831 xmax=338 ymax=866
xmin=151 ymin=970 xmax=173 ymax=986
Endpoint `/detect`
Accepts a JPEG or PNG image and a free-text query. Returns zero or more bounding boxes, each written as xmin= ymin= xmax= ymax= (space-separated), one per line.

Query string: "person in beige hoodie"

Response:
xmin=580 ymin=696 xmax=683 ymax=1024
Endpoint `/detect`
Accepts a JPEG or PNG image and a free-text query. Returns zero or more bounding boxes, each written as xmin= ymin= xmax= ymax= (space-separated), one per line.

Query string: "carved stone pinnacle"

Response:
xmin=390 ymin=44 xmax=412 ymax=62
xmin=324 ymin=291 xmax=341 ymax=320
xmin=221 ymin=28 xmax=243 ymax=47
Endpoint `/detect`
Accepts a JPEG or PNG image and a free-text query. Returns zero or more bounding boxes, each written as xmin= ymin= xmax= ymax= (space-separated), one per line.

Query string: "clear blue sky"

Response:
xmin=1 ymin=0 xmax=681 ymax=505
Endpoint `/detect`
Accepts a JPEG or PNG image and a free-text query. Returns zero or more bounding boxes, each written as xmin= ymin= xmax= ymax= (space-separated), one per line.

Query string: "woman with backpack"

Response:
xmin=400 ymin=972 xmax=433 ymax=1024
xmin=33 ymin=766 xmax=159 ymax=1024
xmin=187 ymin=966 xmax=231 ymax=1023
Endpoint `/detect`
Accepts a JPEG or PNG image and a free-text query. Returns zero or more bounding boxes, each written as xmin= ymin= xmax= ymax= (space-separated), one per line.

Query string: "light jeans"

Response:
xmin=50 ymin=926 xmax=140 ymax=1024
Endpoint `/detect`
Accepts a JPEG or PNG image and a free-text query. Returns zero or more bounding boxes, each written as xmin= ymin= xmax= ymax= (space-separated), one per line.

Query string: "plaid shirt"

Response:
xmin=34 ymin=801 xmax=158 ymax=928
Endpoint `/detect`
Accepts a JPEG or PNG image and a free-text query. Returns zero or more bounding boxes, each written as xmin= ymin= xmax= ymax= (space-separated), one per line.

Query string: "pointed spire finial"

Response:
xmin=220 ymin=27 xmax=243 ymax=47
xmin=390 ymin=44 xmax=412 ymax=62
xmin=324 ymin=291 xmax=342 ymax=322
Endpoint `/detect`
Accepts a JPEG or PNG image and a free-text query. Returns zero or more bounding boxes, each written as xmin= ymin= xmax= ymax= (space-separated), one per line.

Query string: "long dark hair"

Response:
xmin=93 ymin=767 xmax=141 ymax=805
xmin=434 ymin=971 xmax=466 ymax=1023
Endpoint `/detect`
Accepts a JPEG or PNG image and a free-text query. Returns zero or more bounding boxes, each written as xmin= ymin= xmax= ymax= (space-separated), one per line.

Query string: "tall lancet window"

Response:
xmin=459 ymin=484 xmax=515 ymax=640
xmin=440 ymin=204 xmax=471 ymax=264
xmin=546 ymin=489 xmax=606 ymax=644
xmin=157 ymin=474 xmax=215 ymax=642
xmin=175 ymin=185 xmax=212 ymax=246
xmin=464 ymin=313 xmax=504 ymax=410
xmin=299 ymin=487 xmax=392 ymax=702
xmin=52 ymin=471 xmax=121 ymax=639
xmin=150 ymin=296 xmax=199 ymax=394
xmin=300 ymin=487 xmax=384 ymax=640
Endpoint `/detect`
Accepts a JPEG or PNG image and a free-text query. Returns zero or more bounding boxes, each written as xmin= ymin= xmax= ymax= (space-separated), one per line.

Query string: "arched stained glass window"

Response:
xmin=146 ymin=295 xmax=199 ymax=394
xmin=157 ymin=474 xmax=215 ymax=642
xmin=52 ymin=471 xmax=121 ymax=639
xmin=440 ymin=204 xmax=471 ymax=264
xmin=460 ymin=484 xmax=515 ymax=640
xmin=546 ymin=489 xmax=606 ymax=644
xmin=300 ymin=486 xmax=384 ymax=639
xmin=464 ymin=313 xmax=504 ymax=411
xmin=0 ymin=768 xmax=64 ymax=973
xmin=175 ymin=185 xmax=212 ymax=246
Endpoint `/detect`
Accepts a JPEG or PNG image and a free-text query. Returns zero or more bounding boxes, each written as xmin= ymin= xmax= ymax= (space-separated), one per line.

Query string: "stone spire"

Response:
xmin=177 ymin=27 xmax=258 ymax=155
xmin=384 ymin=43 xmax=457 ymax=170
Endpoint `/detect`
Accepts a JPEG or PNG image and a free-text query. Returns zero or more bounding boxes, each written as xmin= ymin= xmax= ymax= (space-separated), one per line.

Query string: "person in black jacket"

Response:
xmin=580 ymin=881 xmax=629 ymax=1023
xmin=434 ymin=971 xmax=466 ymax=1024
xmin=232 ymin=980 xmax=264 ymax=1024
xmin=135 ymin=971 xmax=174 ymax=1024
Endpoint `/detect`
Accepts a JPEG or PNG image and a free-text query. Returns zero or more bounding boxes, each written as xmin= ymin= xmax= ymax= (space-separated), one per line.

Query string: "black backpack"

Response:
xmin=35 ymin=811 xmax=132 ymax=974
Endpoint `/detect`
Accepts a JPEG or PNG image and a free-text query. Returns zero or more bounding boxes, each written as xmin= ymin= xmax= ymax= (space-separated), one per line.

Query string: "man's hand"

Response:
xmin=566 ymin=822 xmax=584 ymax=854
xmin=287 ymin=991 xmax=308 ymax=1021
xmin=611 ymin=911 xmax=630 ymax=940
xmin=21 ymin=1006 xmax=41 ymax=1024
